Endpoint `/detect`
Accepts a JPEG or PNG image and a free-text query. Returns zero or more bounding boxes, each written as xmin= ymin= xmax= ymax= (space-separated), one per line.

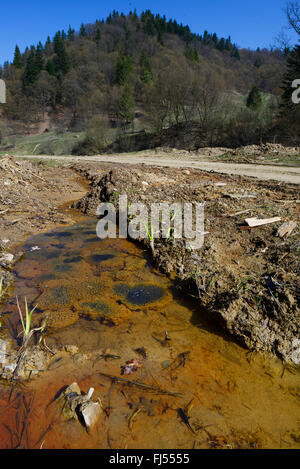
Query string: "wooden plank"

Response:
xmin=277 ymin=221 xmax=297 ymax=238
xmin=245 ymin=217 xmax=281 ymax=227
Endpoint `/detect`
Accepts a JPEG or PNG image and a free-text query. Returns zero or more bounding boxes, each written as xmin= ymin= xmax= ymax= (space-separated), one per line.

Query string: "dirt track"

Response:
xmin=17 ymin=154 xmax=300 ymax=184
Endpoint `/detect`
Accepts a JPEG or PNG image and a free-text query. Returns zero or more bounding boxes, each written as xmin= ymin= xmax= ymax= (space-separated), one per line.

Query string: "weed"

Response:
xmin=237 ymin=276 xmax=253 ymax=292
xmin=16 ymin=297 xmax=42 ymax=345
xmin=144 ymin=222 xmax=155 ymax=252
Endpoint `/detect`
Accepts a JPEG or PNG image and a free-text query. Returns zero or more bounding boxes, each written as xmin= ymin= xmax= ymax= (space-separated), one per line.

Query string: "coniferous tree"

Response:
xmin=95 ymin=28 xmax=101 ymax=46
xmin=225 ymin=37 xmax=231 ymax=51
xmin=185 ymin=47 xmax=200 ymax=62
xmin=68 ymin=25 xmax=75 ymax=41
xmin=254 ymin=58 xmax=262 ymax=68
xmin=217 ymin=38 xmax=225 ymax=51
xmin=115 ymin=52 xmax=132 ymax=85
xmin=13 ymin=45 xmax=23 ymax=68
xmin=246 ymin=85 xmax=262 ymax=110
xmin=23 ymin=50 xmax=39 ymax=87
xmin=144 ymin=19 xmax=155 ymax=35
xmin=231 ymin=47 xmax=240 ymax=60
xmin=79 ymin=24 xmax=87 ymax=38
xmin=54 ymin=34 xmax=70 ymax=75
xmin=119 ymin=83 xmax=135 ymax=123
xmin=45 ymin=36 xmax=52 ymax=55
xmin=46 ymin=59 xmax=56 ymax=76
xmin=139 ymin=50 xmax=153 ymax=83
xmin=35 ymin=43 xmax=44 ymax=72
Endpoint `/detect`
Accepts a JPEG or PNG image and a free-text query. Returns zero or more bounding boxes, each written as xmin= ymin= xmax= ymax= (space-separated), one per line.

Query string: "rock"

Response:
xmin=0 ymin=253 xmax=14 ymax=268
xmin=65 ymin=382 xmax=81 ymax=395
xmin=79 ymin=401 xmax=101 ymax=429
xmin=0 ymin=345 xmax=50 ymax=380
xmin=57 ymin=382 xmax=102 ymax=429
xmin=64 ymin=345 xmax=79 ymax=355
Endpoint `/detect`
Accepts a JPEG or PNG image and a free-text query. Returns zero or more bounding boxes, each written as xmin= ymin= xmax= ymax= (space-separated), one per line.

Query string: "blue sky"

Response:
xmin=0 ymin=0 xmax=298 ymax=65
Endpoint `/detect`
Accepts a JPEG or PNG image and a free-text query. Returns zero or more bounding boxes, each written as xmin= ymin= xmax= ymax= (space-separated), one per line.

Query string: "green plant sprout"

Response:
xmin=16 ymin=296 xmax=42 ymax=344
xmin=144 ymin=222 xmax=155 ymax=252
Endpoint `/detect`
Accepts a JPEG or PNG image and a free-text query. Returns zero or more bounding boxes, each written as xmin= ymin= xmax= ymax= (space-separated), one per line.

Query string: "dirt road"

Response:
xmin=17 ymin=153 xmax=300 ymax=184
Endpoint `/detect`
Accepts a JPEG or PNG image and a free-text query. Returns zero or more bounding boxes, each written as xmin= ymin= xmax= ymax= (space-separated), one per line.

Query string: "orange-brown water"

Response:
xmin=0 ymin=217 xmax=299 ymax=449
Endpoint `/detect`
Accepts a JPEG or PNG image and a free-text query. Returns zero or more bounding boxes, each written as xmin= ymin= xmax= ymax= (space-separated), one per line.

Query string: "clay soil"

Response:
xmin=73 ymin=161 xmax=300 ymax=364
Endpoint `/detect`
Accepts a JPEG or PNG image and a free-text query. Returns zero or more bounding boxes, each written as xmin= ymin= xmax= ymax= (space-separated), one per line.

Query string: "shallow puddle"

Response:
xmin=0 ymin=217 xmax=299 ymax=449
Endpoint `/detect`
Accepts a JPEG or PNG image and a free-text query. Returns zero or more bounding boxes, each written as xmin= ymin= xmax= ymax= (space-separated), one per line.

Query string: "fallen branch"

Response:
xmin=98 ymin=372 xmax=182 ymax=397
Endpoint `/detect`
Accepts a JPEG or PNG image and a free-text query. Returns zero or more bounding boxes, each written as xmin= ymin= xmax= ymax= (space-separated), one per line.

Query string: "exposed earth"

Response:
xmin=16 ymin=151 xmax=300 ymax=184
xmin=0 ymin=154 xmax=299 ymax=449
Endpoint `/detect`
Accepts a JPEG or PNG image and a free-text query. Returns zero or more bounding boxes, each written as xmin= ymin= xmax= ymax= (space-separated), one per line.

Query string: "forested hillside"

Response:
xmin=0 ymin=9 xmax=298 ymax=152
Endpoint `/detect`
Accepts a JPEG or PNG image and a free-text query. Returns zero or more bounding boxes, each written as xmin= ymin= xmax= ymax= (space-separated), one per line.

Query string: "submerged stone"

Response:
xmin=114 ymin=284 xmax=165 ymax=305
xmin=63 ymin=256 xmax=83 ymax=264
xmin=90 ymin=254 xmax=115 ymax=264
xmin=47 ymin=231 xmax=73 ymax=238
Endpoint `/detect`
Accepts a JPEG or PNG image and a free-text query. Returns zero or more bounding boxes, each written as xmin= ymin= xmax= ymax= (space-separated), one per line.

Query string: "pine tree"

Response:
xmin=246 ymin=85 xmax=262 ymax=110
xmin=46 ymin=59 xmax=56 ymax=76
xmin=23 ymin=50 xmax=39 ymax=87
xmin=124 ymin=25 xmax=131 ymax=41
xmin=13 ymin=45 xmax=23 ymax=68
xmin=79 ymin=24 xmax=87 ymax=38
xmin=35 ymin=43 xmax=44 ymax=72
xmin=119 ymin=83 xmax=135 ymax=123
xmin=95 ymin=27 xmax=101 ymax=46
xmin=139 ymin=50 xmax=152 ymax=83
xmin=54 ymin=34 xmax=70 ymax=75
xmin=254 ymin=58 xmax=262 ymax=68
xmin=185 ymin=47 xmax=200 ymax=63
xmin=225 ymin=37 xmax=231 ymax=51
xmin=231 ymin=47 xmax=240 ymax=60
xmin=68 ymin=25 xmax=75 ymax=41
xmin=217 ymin=38 xmax=225 ymax=51
xmin=144 ymin=19 xmax=155 ymax=35
xmin=115 ymin=52 xmax=132 ymax=85
xmin=45 ymin=36 xmax=52 ymax=54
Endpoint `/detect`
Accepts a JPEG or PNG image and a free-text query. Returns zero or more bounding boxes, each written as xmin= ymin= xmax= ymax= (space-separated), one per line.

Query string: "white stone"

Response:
xmin=81 ymin=401 xmax=101 ymax=429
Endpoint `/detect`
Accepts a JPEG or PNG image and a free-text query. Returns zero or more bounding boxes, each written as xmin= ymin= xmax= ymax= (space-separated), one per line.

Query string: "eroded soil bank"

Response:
xmin=73 ymin=162 xmax=300 ymax=363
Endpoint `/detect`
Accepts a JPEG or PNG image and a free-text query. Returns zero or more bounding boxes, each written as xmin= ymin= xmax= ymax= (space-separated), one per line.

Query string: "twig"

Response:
xmin=98 ymin=372 xmax=182 ymax=397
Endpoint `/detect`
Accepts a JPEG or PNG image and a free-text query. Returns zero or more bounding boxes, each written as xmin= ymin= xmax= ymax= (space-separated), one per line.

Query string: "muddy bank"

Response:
xmin=0 ymin=155 xmax=86 ymax=293
xmin=73 ymin=163 xmax=300 ymax=363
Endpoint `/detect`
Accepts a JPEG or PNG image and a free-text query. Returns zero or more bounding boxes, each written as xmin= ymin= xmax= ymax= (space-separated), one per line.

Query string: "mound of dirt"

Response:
xmin=232 ymin=143 xmax=300 ymax=157
xmin=73 ymin=162 xmax=300 ymax=363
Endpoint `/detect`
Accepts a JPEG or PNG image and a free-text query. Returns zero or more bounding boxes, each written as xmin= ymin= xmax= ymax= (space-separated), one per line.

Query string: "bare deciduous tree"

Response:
xmin=286 ymin=1 xmax=300 ymax=35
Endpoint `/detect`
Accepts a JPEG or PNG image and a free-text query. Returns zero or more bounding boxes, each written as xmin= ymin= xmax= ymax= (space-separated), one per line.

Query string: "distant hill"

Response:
xmin=0 ymin=9 xmax=292 ymax=150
